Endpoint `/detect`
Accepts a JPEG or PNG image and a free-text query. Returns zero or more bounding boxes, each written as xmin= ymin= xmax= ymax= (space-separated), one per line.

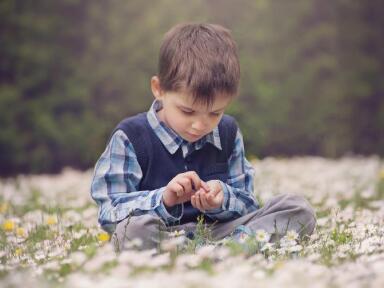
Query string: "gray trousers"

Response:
xmin=112 ymin=194 xmax=316 ymax=251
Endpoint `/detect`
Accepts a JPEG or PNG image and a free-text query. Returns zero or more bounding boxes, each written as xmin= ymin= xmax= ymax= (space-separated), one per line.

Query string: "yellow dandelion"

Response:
xmin=46 ymin=215 xmax=58 ymax=225
xmin=2 ymin=219 xmax=15 ymax=232
xmin=169 ymin=229 xmax=185 ymax=237
xmin=15 ymin=248 xmax=23 ymax=257
xmin=16 ymin=227 xmax=26 ymax=238
xmin=0 ymin=202 xmax=9 ymax=214
xmin=97 ymin=232 xmax=110 ymax=243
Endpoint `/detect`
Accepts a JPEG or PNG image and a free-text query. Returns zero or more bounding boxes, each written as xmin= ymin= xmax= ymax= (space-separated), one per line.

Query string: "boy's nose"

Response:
xmin=191 ymin=119 xmax=208 ymax=131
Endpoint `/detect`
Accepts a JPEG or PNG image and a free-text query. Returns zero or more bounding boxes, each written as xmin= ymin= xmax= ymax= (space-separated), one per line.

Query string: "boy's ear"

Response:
xmin=151 ymin=76 xmax=164 ymax=100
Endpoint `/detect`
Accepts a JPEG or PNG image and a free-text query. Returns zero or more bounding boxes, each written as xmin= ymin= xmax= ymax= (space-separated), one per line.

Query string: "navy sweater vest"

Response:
xmin=112 ymin=112 xmax=238 ymax=224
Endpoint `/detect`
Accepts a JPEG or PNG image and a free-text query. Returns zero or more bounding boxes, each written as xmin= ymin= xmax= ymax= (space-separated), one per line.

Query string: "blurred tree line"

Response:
xmin=0 ymin=0 xmax=383 ymax=175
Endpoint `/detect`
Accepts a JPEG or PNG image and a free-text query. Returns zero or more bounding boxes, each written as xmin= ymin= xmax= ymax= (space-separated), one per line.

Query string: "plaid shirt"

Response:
xmin=91 ymin=100 xmax=259 ymax=233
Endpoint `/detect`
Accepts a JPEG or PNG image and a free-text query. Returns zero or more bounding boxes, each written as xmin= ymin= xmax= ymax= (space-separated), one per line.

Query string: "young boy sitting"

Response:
xmin=90 ymin=23 xmax=316 ymax=251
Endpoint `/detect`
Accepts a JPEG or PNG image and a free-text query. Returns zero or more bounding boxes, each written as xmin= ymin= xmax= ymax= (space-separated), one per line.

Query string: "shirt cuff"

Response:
xmin=154 ymin=187 xmax=184 ymax=224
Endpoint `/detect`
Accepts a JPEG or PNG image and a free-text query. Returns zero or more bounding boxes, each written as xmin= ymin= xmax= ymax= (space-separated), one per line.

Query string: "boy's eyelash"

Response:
xmin=180 ymin=109 xmax=221 ymax=116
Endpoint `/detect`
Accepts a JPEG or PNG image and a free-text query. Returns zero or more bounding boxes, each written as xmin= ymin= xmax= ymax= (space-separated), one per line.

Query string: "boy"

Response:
xmin=90 ymin=23 xmax=316 ymax=251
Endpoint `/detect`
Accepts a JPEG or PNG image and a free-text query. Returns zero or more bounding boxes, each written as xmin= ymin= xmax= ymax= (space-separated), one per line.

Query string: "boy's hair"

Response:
xmin=158 ymin=23 xmax=240 ymax=107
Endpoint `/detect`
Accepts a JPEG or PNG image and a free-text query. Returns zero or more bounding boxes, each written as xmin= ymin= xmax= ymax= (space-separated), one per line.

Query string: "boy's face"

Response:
xmin=151 ymin=76 xmax=232 ymax=143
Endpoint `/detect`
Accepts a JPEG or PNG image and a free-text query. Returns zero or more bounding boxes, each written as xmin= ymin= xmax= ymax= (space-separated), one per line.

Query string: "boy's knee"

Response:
xmin=112 ymin=214 xmax=166 ymax=251
xmin=283 ymin=194 xmax=317 ymax=236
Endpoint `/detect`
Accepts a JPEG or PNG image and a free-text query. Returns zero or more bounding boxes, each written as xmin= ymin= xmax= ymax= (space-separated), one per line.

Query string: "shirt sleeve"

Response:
xmin=90 ymin=130 xmax=184 ymax=234
xmin=205 ymin=128 xmax=259 ymax=222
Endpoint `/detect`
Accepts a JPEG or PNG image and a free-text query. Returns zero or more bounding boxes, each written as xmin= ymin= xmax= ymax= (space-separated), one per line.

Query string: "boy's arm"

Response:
xmin=205 ymin=128 xmax=259 ymax=221
xmin=90 ymin=130 xmax=183 ymax=234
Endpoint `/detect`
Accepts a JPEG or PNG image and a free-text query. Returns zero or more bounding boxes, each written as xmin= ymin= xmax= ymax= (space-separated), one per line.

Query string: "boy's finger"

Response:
xmin=194 ymin=193 xmax=204 ymax=211
xmin=200 ymin=181 xmax=210 ymax=192
xmin=171 ymin=183 xmax=184 ymax=197
xmin=191 ymin=195 xmax=197 ymax=208
xmin=185 ymin=171 xmax=210 ymax=192
xmin=200 ymin=192 xmax=215 ymax=210
xmin=186 ymin=171 xmax=202 ymax=191
xmin=178 ymin=177 xmax=192 ymax=193
xmin=207 ymin=192 xmax=221 ymax=207
xmin=196 ymin=187 xmax=206 ymax=194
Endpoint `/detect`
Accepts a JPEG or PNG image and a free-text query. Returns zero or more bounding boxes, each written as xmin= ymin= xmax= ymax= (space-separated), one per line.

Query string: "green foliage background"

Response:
xmin=1 ymin=0 xmax=383 ymax=175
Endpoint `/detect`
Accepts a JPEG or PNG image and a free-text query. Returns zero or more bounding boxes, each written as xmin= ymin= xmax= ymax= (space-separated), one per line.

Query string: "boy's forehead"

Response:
xmin=175 ymin=92 xmax=231 ymax=111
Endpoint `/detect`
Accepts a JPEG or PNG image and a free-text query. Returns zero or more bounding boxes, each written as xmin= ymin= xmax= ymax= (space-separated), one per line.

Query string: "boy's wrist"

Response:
xmin=156 ymin=187 xmax=184 ymax=223
xmin=162 ymin=189 xmax=177 ymax=208
xmin=162 ymin=195 xmax=172 ymax=209
xmin=161 ymin=200 xmax=184 ymax=220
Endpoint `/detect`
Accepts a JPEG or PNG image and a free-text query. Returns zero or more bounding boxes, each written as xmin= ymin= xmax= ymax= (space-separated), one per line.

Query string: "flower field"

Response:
xmin=1 ymin=157 xmax=383 ymax=287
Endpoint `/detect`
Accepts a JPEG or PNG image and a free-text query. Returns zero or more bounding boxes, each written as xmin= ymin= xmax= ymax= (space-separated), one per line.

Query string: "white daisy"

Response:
xmin=286 ymin=230 xmax=299 ymax=241
xmin=255 ymin=229 xmax=271 ymax=243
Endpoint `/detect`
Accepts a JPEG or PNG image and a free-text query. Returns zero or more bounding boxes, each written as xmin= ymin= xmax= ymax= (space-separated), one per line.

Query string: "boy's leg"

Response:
xmin=210 ymin=194 xmax=316 ymax=242
xmin=111 ymin=214 xmax=196 ymax=252
xmin=111 ymin=214 xmax=168 ymax=252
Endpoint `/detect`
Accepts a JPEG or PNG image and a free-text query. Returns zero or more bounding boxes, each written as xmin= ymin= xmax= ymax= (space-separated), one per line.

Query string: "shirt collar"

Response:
xmin=146 ymin=100 xmax=222 ymax=154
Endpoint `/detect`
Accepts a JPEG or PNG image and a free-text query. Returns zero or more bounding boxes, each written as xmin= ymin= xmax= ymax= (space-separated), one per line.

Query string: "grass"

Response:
xmin=0 ymin=190 xmax=379 ymax=277
xmin=70 ymin=234 xmax=96 ymax=252
xmin=0 ymin=158 xmax=383 ymax=287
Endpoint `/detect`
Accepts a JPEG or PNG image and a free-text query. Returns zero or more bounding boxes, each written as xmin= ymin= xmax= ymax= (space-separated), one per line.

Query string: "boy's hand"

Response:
xmin=191 ymin=180 xmax=224 ymax=212
xmin=162 ymin=171 xmax=210 ymax=208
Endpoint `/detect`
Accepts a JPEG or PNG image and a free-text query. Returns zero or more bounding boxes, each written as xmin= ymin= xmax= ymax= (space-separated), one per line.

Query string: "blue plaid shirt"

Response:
xmin=91 ymin=100 xmax=259 ymax=233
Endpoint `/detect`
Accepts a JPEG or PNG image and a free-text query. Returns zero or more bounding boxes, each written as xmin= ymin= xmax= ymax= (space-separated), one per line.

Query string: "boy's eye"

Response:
xmin=179 ymin=108 xmax=222 ymax=116
xmin=181 ymin=109 xmax=194 ymax=114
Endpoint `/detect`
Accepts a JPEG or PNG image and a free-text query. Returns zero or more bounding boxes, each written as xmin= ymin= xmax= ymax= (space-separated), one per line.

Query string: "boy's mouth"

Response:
xmin=186 ymin=132 xmax=202 ymax=140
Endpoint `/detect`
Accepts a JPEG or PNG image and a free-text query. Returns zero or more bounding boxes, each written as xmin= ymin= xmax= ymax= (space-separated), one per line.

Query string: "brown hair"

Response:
xmin=158 ymin=23 xmax=240 ymax=107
